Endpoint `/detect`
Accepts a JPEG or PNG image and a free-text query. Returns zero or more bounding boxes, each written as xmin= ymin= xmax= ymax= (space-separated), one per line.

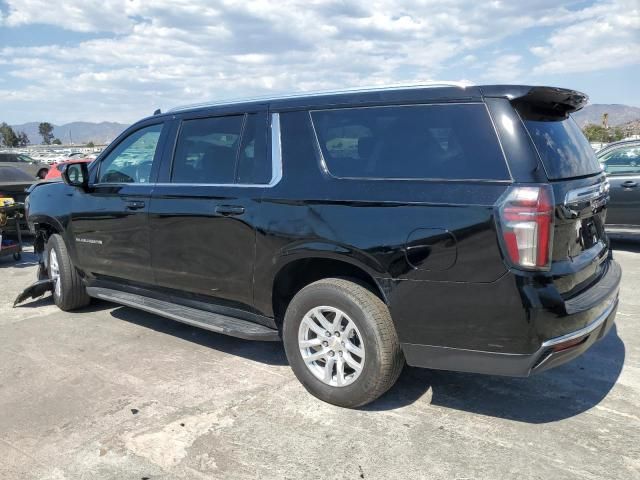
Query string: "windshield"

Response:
xmin=523 ymin=117 xmax=601 ymax=180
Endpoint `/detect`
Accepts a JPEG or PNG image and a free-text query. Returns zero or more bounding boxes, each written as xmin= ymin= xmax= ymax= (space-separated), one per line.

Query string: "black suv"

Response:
xmin=24 ymin=84 xmax=621 ymax=407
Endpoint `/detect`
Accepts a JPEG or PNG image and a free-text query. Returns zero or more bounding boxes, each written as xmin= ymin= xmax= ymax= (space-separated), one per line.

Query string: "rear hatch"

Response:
xmin=515 ymin=89 xmax=610 ymax=297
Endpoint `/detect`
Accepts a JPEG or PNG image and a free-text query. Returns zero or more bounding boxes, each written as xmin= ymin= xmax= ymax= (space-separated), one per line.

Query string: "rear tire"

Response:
xmin=46 ymin=234 xmax=90 ymax=311
xmin=283 ymin=278 xmax=404 ymax=408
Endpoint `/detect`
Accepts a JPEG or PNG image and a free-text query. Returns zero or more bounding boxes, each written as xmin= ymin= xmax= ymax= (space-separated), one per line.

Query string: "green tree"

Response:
xmin=582 ymin=123 xmax=625 ymax=144
xmin=0 ymin=122 xmax=18 ymax=147
xmin=17 ymin=131 xmax=30 ymax=147
xmin=38 ymin=122 xmax=55 ymax=144
xmin=52 ymin=138 xmax=62 ymax=145
xmin=86 ymin=141 xmax=95 ymax=148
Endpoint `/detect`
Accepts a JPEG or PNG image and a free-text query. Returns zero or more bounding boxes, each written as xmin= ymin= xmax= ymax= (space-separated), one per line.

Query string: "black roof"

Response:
xmin=147 ymin=83 xmax=588 ymax=121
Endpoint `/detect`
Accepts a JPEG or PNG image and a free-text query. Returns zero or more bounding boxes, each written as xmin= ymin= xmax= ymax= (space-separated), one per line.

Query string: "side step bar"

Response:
xmin=86 ymin=287 xmax=280 ymax=341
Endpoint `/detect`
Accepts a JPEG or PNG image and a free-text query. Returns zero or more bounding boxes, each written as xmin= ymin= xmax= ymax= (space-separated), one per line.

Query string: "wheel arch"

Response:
xmin=270 ymin=250 xmax=390 ymax=327
xmin=29 ymin=214 xmax=66 ymax=255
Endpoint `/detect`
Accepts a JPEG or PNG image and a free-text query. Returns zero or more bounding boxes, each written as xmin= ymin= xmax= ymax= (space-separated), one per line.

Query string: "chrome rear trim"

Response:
xmin=564 ymin=180 xmax=609 ymax=205
xmin=541 ymin=296 xmax=617 ymax=349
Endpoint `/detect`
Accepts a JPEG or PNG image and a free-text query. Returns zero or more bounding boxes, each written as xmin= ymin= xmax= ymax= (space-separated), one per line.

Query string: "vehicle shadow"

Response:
xmin=366 ymin=324 xmax=625 ymax=423
xmin=611 ymin=239 xmax=640 ymax=253
xmin=13 ymin=289 xmax=625 ymax=421
xmin=110 ymin=306 xmax=288 ymax=367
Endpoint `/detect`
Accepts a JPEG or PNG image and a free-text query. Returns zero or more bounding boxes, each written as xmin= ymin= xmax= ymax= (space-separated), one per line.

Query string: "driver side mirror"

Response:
xmin=62 ymin=162 xmax=90 ymax=189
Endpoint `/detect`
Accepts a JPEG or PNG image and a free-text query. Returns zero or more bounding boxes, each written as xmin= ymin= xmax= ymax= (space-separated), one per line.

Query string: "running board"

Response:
xmin=86 ymin=287 xmax=280 ymax=341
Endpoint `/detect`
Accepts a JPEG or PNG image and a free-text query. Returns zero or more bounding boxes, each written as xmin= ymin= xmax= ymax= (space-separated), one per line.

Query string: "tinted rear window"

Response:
xmin=172 ymin=115 xmax=244 ymax=184
xmin=311 ymin=104 xmax=509 ymax=180
xmin=523 ymin=117 xmax=601 ymax=180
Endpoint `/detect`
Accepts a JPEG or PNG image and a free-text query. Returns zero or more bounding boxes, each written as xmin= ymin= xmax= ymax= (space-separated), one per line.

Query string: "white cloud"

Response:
xmin=480 ymin=54 xmax=524 ymax=83
xmin=0 ymin=0 xmax=638 ymax=123
xmin=531 ymin=0 xmax=640 ymax=74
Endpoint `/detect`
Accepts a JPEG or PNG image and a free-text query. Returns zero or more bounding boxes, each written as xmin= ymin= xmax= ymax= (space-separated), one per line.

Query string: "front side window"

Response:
xmin=0 ymin=154 xmax=17 ymax=163
xmin=599 ymin=145 xmax=640 ymax=176
xmin=311 ymin=104 xmax=509 ymax=180
xmin=98 ymin=123 xmax=163 ymax=184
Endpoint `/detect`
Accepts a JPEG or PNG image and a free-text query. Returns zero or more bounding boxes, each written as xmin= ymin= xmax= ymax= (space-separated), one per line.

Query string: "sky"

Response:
xmin=0 ymin=0 xmax=638 ymax=125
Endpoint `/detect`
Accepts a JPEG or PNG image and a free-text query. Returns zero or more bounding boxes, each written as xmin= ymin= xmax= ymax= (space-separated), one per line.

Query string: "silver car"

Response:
xmin=0 ymin=153 xmax=50 ymax=179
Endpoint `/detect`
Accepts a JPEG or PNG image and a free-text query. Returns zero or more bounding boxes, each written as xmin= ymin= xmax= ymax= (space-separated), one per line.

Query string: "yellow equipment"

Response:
xmin=0 ymin=197 xmax=14 ymax=226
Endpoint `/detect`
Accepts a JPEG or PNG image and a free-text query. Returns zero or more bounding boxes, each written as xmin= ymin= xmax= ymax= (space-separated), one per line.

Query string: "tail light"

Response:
xmin=496 ymin=185 xmax=554 ymax=270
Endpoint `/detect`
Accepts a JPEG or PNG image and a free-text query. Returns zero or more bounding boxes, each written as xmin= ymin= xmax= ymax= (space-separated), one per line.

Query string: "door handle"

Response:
xmin=125 ymin=200 xmax=146 ymax=210
xmin=215 ymin=205 xmax=245 ymax=216
xmin=622 ymin=180 xmax=637 ymax=188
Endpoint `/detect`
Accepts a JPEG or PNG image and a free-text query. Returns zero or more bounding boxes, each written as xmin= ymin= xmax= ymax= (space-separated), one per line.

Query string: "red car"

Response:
xmin=45 ymin=158 xmax=93 ymax=180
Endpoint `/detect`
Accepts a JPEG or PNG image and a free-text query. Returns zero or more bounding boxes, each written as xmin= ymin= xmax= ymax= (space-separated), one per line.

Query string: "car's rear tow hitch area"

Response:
xmin=14 ymin=278 xmax=53 ymax=307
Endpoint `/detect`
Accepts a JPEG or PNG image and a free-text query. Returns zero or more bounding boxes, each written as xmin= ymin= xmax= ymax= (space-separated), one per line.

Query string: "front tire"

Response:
xmin=46 ymin=234 xmax=90 ymax=311
xmin=283 ymin=278 xmax=404 ymax=408
xmin=37 ymin=168 xmax=48 ymax=179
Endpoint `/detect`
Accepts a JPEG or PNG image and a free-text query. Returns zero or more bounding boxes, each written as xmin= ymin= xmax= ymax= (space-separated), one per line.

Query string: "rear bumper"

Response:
xmin=402 ymin=260 xmax=621 ymax=376
xmin=402 ymin=295 xmax=618 ymax=376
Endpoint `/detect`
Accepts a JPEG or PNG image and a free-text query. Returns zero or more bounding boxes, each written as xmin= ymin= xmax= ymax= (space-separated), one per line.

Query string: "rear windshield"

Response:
xmin=523 ymin=117 xmax=601 ymax=180
xmin=311 ymin=103 xmax=509 ymax=180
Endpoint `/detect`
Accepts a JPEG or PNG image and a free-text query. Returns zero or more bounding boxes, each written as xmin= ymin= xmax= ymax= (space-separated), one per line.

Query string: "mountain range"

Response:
xmin=10 ymin=121 xmax=129 ymax=145
xmin=9 ymin=103 xmax=640 ymax=146
xmin=572 ymin=104 xmax=640 ymax=127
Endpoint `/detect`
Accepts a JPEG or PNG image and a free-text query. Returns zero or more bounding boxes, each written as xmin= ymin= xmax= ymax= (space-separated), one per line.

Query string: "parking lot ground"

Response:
xmin=1 ymin=242 xmax=639 ymax=480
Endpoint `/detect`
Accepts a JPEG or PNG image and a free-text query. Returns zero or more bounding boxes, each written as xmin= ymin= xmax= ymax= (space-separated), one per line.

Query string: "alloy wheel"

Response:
xmin=298 ymin=306 xmax=365 ymax=387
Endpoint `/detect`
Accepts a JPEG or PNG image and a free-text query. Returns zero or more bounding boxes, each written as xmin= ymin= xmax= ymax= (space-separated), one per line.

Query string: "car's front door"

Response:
xmin=149 ymin=108 xmax=272 ymax=310
xmin=70 ymin=121 xmax=168 ymax=285
xmin=601 ymin=144 xmax=640 ymax=227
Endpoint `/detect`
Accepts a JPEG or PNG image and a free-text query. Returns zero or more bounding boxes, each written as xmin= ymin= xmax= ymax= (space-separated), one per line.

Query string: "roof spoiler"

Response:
xmin=480 ymin=85 xmax=588 ymax=119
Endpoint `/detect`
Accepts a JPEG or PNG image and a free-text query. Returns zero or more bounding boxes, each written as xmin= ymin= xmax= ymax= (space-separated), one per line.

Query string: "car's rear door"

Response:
xmin=600 ymin=144 xmax=640 ymax=228
xmin=70 ymin=120 xmax=169 ymax=284
xmin=148 ymin=105 xmax=273 ymax=311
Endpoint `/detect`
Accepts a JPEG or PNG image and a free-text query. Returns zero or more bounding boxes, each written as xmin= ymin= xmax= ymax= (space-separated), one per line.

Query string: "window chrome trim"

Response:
xmin=153 ymin=112 xmax=282 ymax=188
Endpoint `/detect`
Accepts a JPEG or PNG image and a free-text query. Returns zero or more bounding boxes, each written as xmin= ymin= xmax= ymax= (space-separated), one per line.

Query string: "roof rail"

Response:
xmin=168 ymin=81 xmax=473 ymax=113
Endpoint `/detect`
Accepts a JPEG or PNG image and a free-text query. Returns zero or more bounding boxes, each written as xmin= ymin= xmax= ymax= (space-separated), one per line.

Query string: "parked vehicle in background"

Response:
xmin=0 ymin=166 xmax=34 ymax=234
xmin=597 ymin=139 xmax=640 ymax=237
xmin=0 ymin=166 xmax=34 ymax=203
xmin=45 ymin=158 xmax=93 ymax=180
xmin=0 ymin=153 xmax=49 ymax=179
xmin=23 ymin=84 xmax=620 ymax=407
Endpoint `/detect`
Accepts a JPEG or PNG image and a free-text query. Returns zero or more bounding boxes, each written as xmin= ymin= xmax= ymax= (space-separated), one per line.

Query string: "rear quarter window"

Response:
xmin=310 ymin=103 xmax=509 ymax=180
